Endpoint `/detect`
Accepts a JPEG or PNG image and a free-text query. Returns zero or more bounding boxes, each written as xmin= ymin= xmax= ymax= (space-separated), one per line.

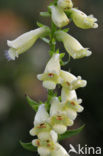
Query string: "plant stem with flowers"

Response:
xmin=6 ymin=0 xmax=98 ymax=155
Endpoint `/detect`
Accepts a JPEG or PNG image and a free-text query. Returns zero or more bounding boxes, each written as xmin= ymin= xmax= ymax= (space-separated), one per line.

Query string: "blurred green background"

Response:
xmin=0 ymin=0 xmax=103 ymax=156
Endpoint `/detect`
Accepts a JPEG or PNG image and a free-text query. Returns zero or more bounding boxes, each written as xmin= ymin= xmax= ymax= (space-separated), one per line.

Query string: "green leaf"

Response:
xmin=26 ymin=95 xmax=39 ymax=111
xmin=20 ymin=141 xmax=37 ymax=152
xmin=58 ymin=125 xmax=85 ymax=141
xmin=40 ymin=12 xmax=50 ymax=17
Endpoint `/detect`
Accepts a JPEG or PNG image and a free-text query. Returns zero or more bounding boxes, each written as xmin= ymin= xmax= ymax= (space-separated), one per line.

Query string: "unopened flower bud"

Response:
xmin=57 ymin=0 xmax=73 ymax=10
xmin=7 ymin=26 xmax=50 ymax=60
xmin=69 ymin=8 xmax=98 ymax=29
xmin=49 ymin=5 xmax=69 ymax=28
xmin=55 ymin=30 xmax=92 ymax=59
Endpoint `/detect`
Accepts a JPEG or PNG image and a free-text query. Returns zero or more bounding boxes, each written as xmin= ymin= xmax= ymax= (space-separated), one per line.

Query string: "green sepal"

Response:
xmin=45 ymin=90 xmax=57 ymax=113
xmin=20 ymin=141 xmax=37 ymax=152
xmin=62 ymin=28 xmax=70 ymax=33
xmin=40 ymin=37 xmax=50 ymax=44
xmin=40 ymin=12 xmax=50 ymax=17
xmin=58 ymin=125 xmax=85 ymax=141
xmin=60 ymin=53 xmax=71 ymax=66
xmin=37 ymin=22 xmax=45 ymax=27
xmin=26 ymin=95 xmax=39 ymax=111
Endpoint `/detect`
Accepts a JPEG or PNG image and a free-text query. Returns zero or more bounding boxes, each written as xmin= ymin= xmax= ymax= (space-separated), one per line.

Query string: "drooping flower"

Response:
xmin=57 ymin=0 xmax=73 ymax=10
xmin=32 ymin=130 xmax=58 ymax=156
xmin=37 ymin=54 xmax=61 ymax=90
xmin=60 ymin=70 xmax=87 ymax=90
xmin=61 ymin=87 xmax=84 ymax=120
xmin=7 ymin=26 xmax=50 ymax=60
xmin=55 ymin=30 xmax=92 ymax=59
xmin=69 ymin=8 xmax=98 ymax=29
xmin=30 ymin=104 xmax=52 ymax=140
xmin=50 ymin=97 xmax=73 ymax=134
xmin=49 ymin=5 xmax=69 ymax=28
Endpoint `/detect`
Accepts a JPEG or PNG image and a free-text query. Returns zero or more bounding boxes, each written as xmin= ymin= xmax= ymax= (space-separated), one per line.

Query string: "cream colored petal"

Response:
xmin=50 ymin=97 xmax=62 ymax=116
xmin=44 ymin=53 xmax=60 ymax=75
xmin=67 ymin=109 xmax=77 ymax=120
xmin=6 ymin=48 xmax=18 ymax=60
xmin=34 ymin=104 xmax=49 ymax=126
xmin=32 ymin=139 xmax=39 ymax=146
xmin=50 ymin=130 xmax=58 ymax=143
xmin=61 ymin=87 xmax=77 ymax=102
xmin=53 ymin=124 xmax=67 ymax=134
xmin=51 ymin=143 xmax=70 ymax=156
xmin=29 ymin=128 xmax=36 ymax=136
xmin=43 ymin=81 xmax=56 ymax=90
xmin=38 ymin=132 xmax=50 ymax=140
xmin=60 ymin=70 xmax=76 ymax=83
xmin=57 ymin=0 xmax=73 ymax=9
xmin=38 ymin=147 xmax=50 ymax=156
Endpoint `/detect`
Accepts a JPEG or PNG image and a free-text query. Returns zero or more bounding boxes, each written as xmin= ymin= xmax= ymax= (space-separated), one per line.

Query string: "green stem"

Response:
xmin=49 ymin=21 xmax=57 ymax=55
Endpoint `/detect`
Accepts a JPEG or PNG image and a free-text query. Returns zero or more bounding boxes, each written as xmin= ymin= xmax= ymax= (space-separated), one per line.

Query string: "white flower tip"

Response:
xmin=43 ymin=81 xmax=56 ymax=90
xmin=7 ymin=40 xmax=12 ymax=47
xmin=93 ymin=23 xmax=98 ymax=28
xmin=67 ymin=109 xmax=77 ymax=120
xmin=38 ymin=132 xmax=50 ymax=140
xmin=53 ymin=124 xmax=67 ymax=134
xmin=29 ymin=128 xmax=36 ymax=136
xmin=5 ymin=50 xmax=14 ymax=61
xmin=50 ymin=130 xmax=58 ymax=142
xmin=78 ymin=98 xmax=82 ymax=104
xmin=37 ymin=74 xmax=43 ymax=80
xmin=32 ymin=139 xmax=38 ymax=146
xmin=86 ymin=49 xmax=92 ymax=56
xmin=38 ymin=147 xmax=50 ymax=156
xmin=82 ymin=80 xmax=87 ymax=87
xmin=78 ymin=105 xmax=84 ymax=112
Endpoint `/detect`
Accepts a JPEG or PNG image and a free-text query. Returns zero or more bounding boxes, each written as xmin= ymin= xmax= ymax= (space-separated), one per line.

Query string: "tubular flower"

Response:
xmin=55 ymin=30 xmax=92 ymax=59
xmin=49 ymin=5 xmax=69 ymax=28
xmin=37 ymin=54 xmax=61 ymax=90
xmin=50 ymin=97 xmax=73 ymax=134
xmin=57 ymin=0 xmax=73 ymax=10
xmin=7 ymin=26 xmax=50 ymax=60
xmin=32 ymin=130 xmax=58 ymax=156
xmin=30 ymin=104 xmax=52 ymax=140
xmin=69 ymin=8 xmax=98 ymax=29
xmin=61 ymin=87 xmax=84 ymax=120
xmin=60 ymin=70 xmax=87 ymax=90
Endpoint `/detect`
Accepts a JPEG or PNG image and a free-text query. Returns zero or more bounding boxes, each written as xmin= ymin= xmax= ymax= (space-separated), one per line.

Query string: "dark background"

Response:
xmin=0 ymin=0 xmax=103 ymax=156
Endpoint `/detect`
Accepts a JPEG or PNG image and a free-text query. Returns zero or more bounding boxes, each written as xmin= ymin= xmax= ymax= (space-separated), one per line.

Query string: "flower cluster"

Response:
xmin=6 ymin=0 xmax=98 ymax=155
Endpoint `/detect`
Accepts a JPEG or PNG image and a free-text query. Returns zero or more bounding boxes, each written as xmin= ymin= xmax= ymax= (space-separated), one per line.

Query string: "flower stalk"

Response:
xmin=7 ymin=0 xmax=98 ymax=155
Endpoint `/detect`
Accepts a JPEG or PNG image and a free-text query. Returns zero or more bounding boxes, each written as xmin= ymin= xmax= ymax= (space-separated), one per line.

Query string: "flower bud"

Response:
xmin=55 ymin=30 xmax=92 ymax=59
xmin=37 ymin=54 xmax=61 ymax=90
xmin=49 ymin=5 xmax=69 ymax=28
xmin=69 ymin=8 xmax=98 ymax=29
xmin=57 ymin=0 xmax=73 ymax=10
xmin=7 ymin=26 xmax=50 ymax=60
